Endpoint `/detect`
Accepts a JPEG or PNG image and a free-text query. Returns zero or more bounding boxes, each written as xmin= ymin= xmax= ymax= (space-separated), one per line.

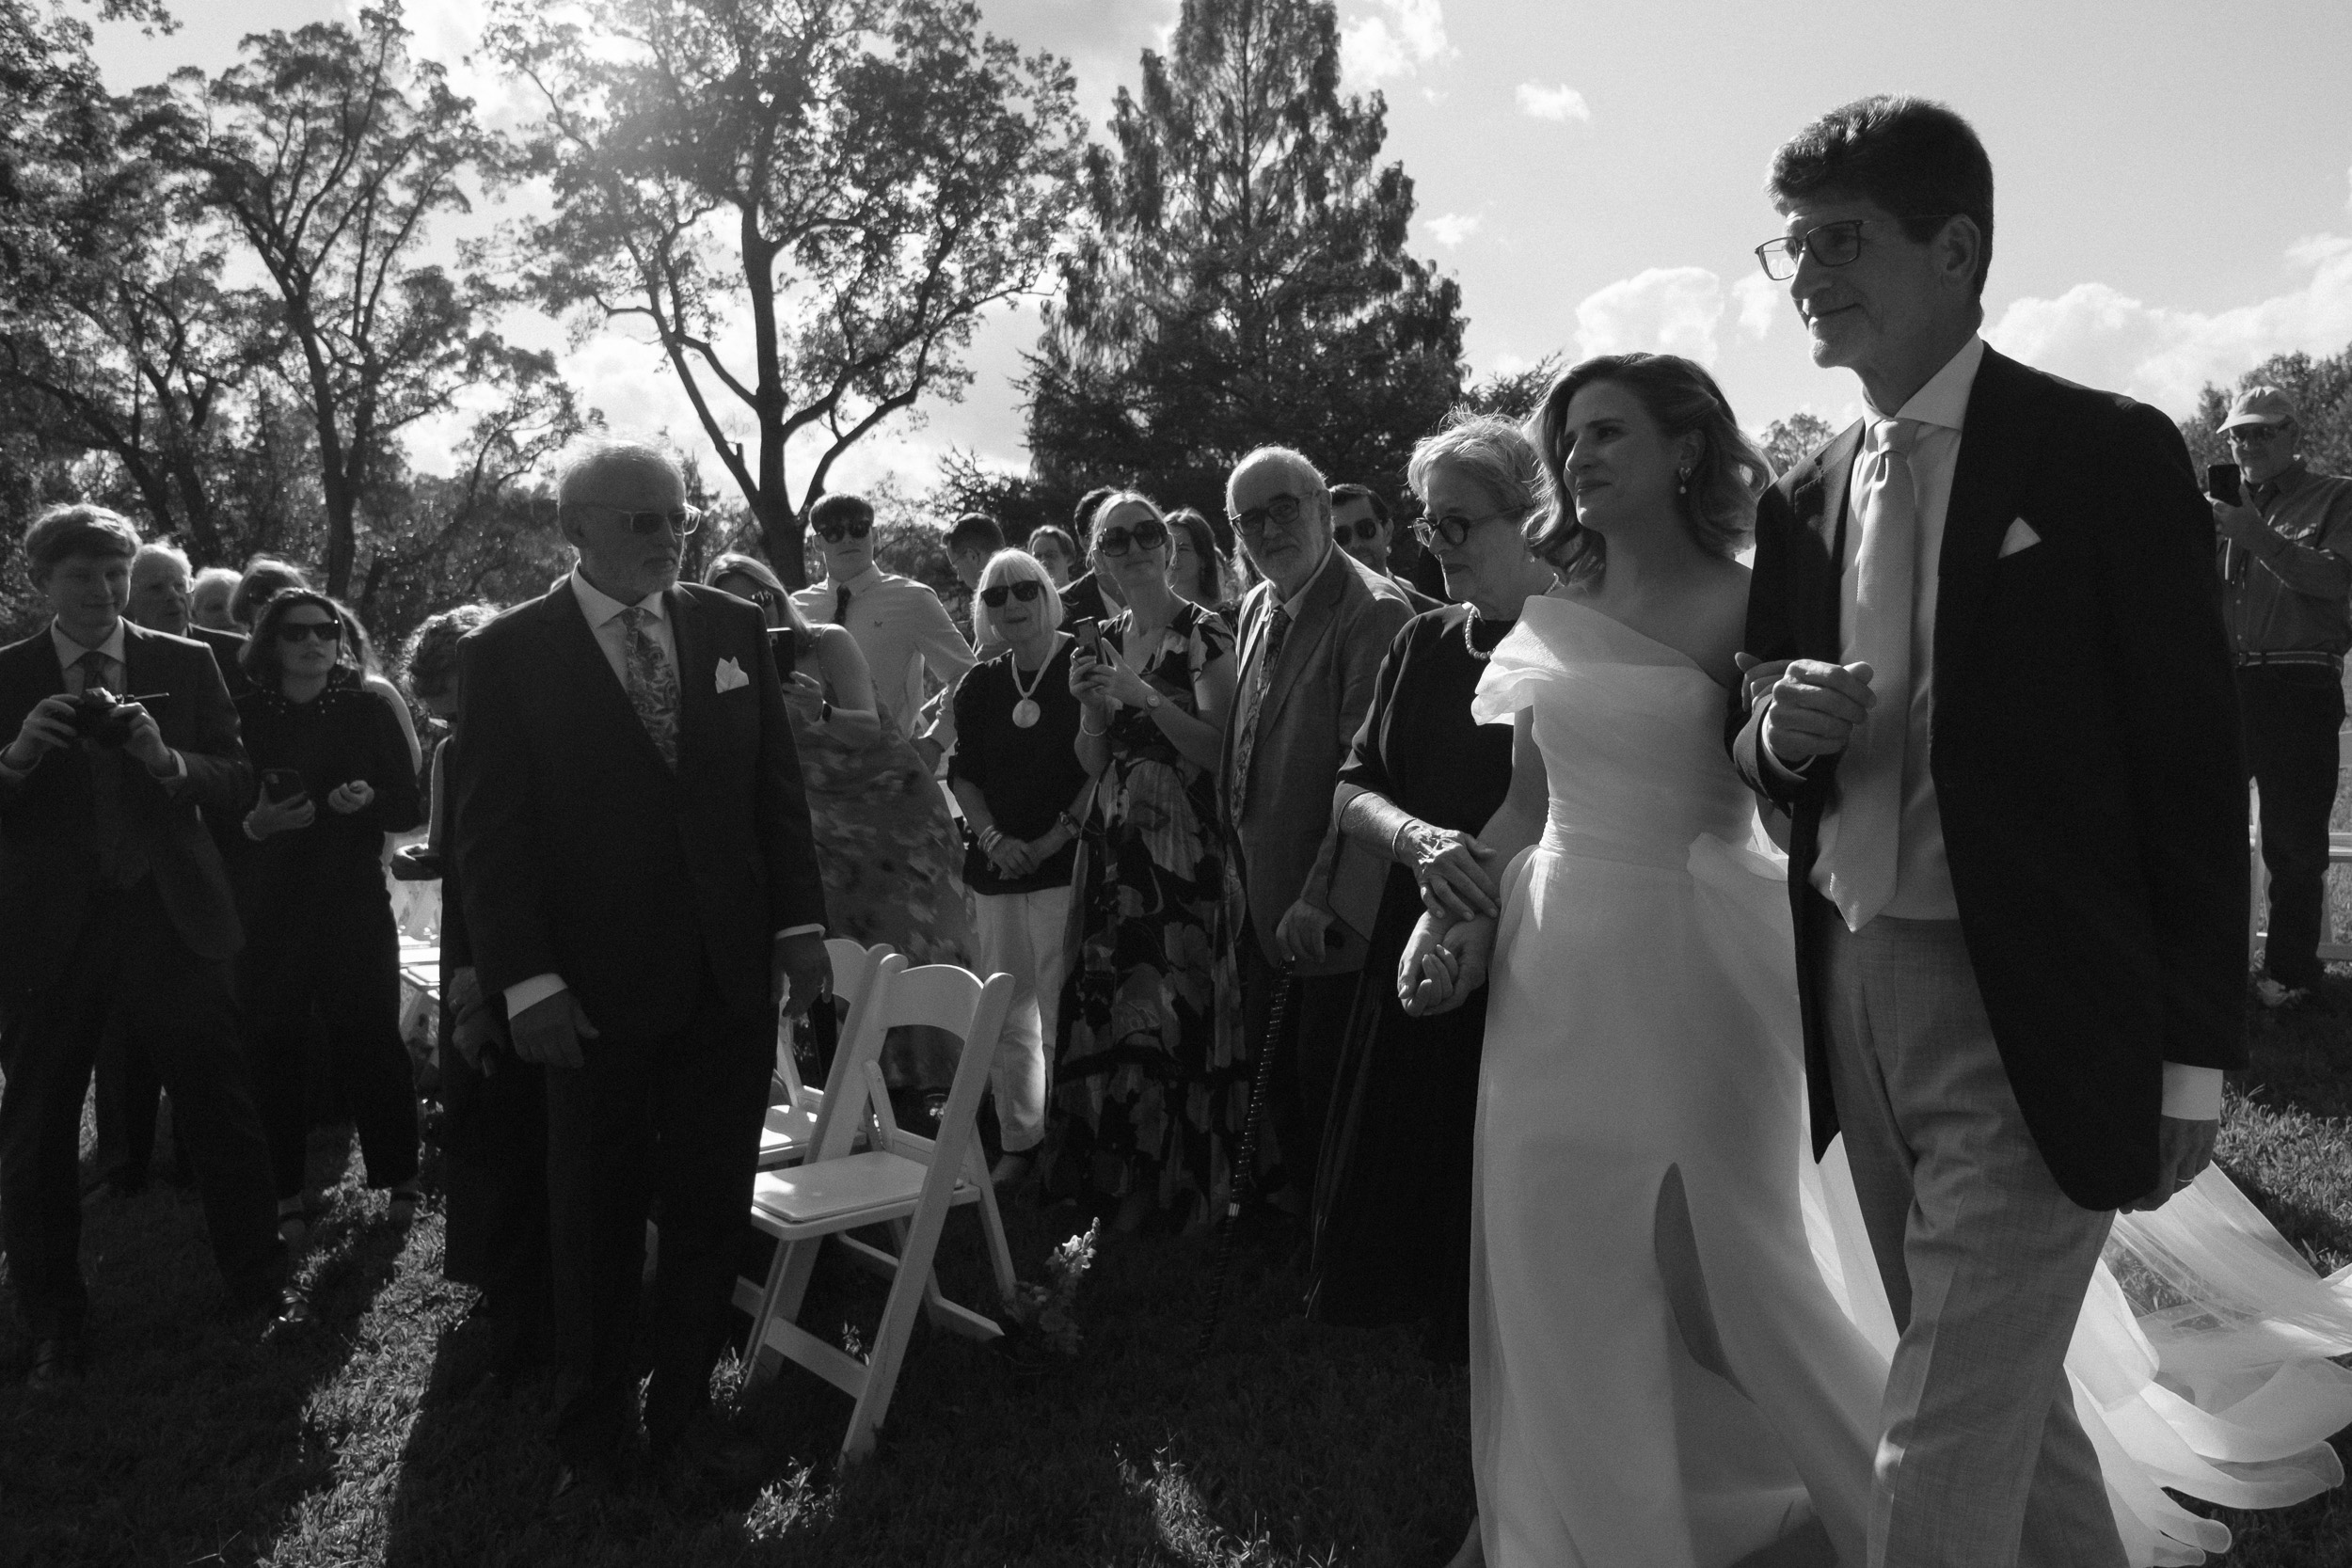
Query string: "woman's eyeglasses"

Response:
xmin=1412 ymin=508 xmax=1517 ymax=548
xmin=978 ymin=580 xmax=1046 ymax=608
xmin=1095 ymin=518 xmax=1168 ymax=557
xmin=1333 ymin=516 xmax=1382 ymax=545
xmin=278 ymin=621 xmax=342 ymax=642
xmin=576 ymin=502 xmax=704 ymax=537
xmin=814 ymin=516 xmax=874 ymax=543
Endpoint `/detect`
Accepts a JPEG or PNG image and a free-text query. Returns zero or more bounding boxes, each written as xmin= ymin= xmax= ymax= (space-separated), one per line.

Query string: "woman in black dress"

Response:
xmin=1306 ymin=413 xmax=1560 ymax=1362
xmin=233 ymin=591 xmax=425 ymax=1243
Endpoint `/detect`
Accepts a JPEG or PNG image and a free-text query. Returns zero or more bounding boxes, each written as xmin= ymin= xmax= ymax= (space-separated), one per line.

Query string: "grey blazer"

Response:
xmin=1220 ymin=547 xmax=1412 ymax=974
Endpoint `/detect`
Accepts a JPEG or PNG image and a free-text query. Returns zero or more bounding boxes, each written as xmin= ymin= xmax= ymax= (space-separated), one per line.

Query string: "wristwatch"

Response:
xmin=1144 ymin=691 xmax=1164 ymax=711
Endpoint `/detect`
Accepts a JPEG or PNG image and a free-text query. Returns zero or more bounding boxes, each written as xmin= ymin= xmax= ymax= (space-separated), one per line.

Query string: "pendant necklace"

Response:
xmin=1009 ymin=643 xmax=1053 ymax=728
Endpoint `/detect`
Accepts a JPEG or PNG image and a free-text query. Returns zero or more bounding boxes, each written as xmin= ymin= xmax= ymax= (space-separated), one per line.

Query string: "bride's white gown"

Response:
xmin=1469 ymin=595 xmax=2352 ymax=1568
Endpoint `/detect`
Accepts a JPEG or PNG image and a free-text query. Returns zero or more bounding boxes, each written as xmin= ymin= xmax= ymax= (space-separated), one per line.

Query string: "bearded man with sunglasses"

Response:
xmin=452 ymin=436 xmax=830 ymax=1508
xmin=1219 ymin=447 xmax=1412 ymax=1211
xmin=2210 ymin=386 xmax=2352 ymax=1008
xmin=789 ymin=492 xmax=975 ymax=769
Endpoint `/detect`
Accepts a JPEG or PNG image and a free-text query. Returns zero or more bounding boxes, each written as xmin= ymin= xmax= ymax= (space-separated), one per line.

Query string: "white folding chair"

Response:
xmin=737 ymin=960 xmax=1015 ymax=1465
xmin=757 ymin=938 xmax=892 ymax=1169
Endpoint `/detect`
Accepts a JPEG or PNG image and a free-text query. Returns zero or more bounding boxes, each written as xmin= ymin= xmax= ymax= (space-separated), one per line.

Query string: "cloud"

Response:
xmin=1515 ymin=82 xmax=1590 ymax=123
xmin=1342 ymin=0 xmax=1448 ymax=84
xmin=1986 ymin=234 xmax=2352 ymax=417
xmin=1574 ymin=267 xmax=1725 ymax=365
xmin=1422 ymin=213 xmax=1480 ymax=249
xmin=1733 ymin=272 xmax=1781 ymax=341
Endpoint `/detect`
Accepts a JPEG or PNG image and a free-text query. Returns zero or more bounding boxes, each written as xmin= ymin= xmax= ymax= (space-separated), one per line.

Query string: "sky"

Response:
xmin=89 ymin=0 xmax=2352 ymax=505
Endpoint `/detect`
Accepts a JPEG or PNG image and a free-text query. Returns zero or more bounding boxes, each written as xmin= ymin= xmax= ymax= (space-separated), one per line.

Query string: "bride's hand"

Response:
xmin=1398 ymin=912 xmax=1458 ymax=1017
xmin=1441 ymin=916 xmax=1497 ymax=1004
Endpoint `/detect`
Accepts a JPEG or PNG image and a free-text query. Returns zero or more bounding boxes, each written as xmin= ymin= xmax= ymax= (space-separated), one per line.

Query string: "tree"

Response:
xmin=1460 ymin=355 xmax=1563 ymax=425
xmin=487 ymin=0 xmax=1085 ymax=587
xmin=143 ymin=2 xmax=513 ymax=596
xmin=2179 ymin=345 xmax=2352 ymax=482
xmin=1023 ymin=0 xmax=1467 ymax=521
xmin=1760 ymin=411 xmax=1836 ymax=480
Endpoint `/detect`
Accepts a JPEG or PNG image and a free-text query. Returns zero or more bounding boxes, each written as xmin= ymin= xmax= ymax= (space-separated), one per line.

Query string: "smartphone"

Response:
xmin=1071 ymin=618 xmax=1103 ymax=659
xmin=2205 ymin=462 xmax=2243 ymax=507
xmin=261 ymin=767 xmax=307 ymax=803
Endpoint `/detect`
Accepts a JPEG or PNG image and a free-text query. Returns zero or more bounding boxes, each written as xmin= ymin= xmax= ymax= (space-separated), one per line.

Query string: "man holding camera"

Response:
xmin=0 ymin=505 xmax=293 ymax=1388
xmin=2214 ymin=387 xmax=2352 ymax=1007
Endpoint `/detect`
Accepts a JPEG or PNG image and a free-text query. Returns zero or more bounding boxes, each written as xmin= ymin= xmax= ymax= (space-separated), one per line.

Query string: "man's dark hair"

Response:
xmin=1327 ymin=483 xmax=1391 ymax=529
xmin=807 ymin=492 xmax=874 ymax=534
xmin=1767 ymin=94 xmax=1994 ymax=298
xmin=23 ymin=504 xmax=140 ymax=579
xmin=1073 ymin=486 xmax=1115 ymax=537
xmin=231 ymin=557 xmax=310 ymax=628
xmin=946 ymin=512 xmax=1006 ymax=554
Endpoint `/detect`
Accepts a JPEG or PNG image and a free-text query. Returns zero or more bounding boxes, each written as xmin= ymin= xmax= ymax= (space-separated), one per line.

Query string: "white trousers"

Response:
xmin=969 ymin=886 xmax=1073 ymax=1154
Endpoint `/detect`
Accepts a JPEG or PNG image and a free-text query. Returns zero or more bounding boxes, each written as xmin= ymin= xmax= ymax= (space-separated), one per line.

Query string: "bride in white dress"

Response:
xmin=1406 ymin=354 xmax=2352 ymax=1568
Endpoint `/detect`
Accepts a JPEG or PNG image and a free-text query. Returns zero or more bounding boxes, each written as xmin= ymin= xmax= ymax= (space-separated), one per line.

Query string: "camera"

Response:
xmin=68 ymin=688 xmax=138 ymax=748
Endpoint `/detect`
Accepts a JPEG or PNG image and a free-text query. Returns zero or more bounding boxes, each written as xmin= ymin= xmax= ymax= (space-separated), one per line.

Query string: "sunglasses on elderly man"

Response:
xmin=1094 ymin=518 xmax=1168 ymax=557
xmin=1332 ymin=515 xmax=1381 ymax=545
xmin=814 ymin=515 xmax=874 ymax=543
xmin=978 ymin=580 xmax=1046 ymax=608
xmin=573 ymin=501 xmax=704 ymax=536
xmin=277 ymin=620 xmax=342 ymax=642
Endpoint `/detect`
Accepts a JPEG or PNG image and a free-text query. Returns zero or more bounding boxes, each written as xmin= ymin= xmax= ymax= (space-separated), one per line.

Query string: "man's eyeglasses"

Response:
xmin=1412 ymin=509 xmax=1518 ymax=548
xmin=1333 ymin=516 xmax=1382 ymax=545
xmin=574 ymin=501 xmax=704 ymax=537
xmin=2228 ymin=425 xmax=2284 ymax=447
xmin=278 ymin=621 xmax=342 ymax=642
xmin=814 ymin=515 xmax=874 ymax=543
xmin=1752 ymin=215 xmax=1952 ymax=281
xmin=1095 ymin=518 xmax=1168 ymax=557
xmin=978 ymin=580 xmax=1046 ymax=608
xmin=1231 ymin=494 xmax=1307 ymax=535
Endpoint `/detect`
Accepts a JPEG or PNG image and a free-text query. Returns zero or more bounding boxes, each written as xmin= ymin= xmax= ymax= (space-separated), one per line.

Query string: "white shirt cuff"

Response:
xmin=776 ymin=925 xmax=826 ymax=942
xmin=2161 ymin=1063 xmax=2224 ymax=1121
xmin=504 ymin=973 xmax=567 ymax=1016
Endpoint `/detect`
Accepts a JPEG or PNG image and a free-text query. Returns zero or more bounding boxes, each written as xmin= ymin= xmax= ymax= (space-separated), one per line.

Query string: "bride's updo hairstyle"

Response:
xmin=1526 ymin=353 xmax=1772 ymax=584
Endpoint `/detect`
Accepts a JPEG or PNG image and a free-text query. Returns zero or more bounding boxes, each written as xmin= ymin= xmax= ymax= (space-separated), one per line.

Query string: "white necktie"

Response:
xmin=1824 ymin=417 xmax=1922 ymax=931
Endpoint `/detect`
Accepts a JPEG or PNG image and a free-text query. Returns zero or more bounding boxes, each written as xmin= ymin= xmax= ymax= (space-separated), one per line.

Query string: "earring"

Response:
xmin=1677 ymin=467 xmax=1692 ymax=495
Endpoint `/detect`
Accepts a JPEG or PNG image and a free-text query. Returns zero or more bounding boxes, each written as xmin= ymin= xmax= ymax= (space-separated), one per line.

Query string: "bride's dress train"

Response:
xmin=1469 ymin=595 xmax=2352 ymax=1568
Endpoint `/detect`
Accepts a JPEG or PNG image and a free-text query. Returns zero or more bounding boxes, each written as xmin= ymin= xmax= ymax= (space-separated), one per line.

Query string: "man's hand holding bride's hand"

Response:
xmin=1402 ymin=820 xmax=1501 ymax=920
xmin=1399 ymin=911 xmax=1494 ymax=1017
xmin=1758 ymin=659 xmax=1877 ymax=765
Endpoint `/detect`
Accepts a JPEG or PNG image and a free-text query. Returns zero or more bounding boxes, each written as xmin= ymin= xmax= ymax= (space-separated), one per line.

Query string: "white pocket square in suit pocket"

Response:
xmin=1997 ymin=517 xmax=2042 ymax=558
xmin=714 ymin=657 xmax=749 ymax=693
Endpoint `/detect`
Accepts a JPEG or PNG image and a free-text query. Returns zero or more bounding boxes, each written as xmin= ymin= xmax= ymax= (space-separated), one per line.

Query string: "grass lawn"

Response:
xmin=2 ymin=991 xmax=2348 ymax=1568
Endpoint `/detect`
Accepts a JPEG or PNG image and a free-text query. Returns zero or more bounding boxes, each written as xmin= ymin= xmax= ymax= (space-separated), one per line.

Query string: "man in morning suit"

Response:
xmin=452 ymin=437 xmax=831 ymax=1506
xmin=0 ymin=505 xmax=294 ymax=1389
xmin=1220 ymin=447 xmax=1413 ymax=1206
xmin=1731 ymin=98 xmax=2245 ymax=1566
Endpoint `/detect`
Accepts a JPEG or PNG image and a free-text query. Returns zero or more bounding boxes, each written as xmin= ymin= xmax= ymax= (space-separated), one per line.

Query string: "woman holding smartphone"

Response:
xmin=235 ymin=590 xmax=424 ymax=1245
xmin=1054 ymin=492 xmax=1238 ymax=1232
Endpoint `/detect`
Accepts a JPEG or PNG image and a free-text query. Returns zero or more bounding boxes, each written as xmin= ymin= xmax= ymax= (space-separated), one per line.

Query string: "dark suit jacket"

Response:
xmin=1730 ymin=345 xmax=2247 ymax=1210
xmin=0 ymin=622 xmax=253 ymax=992
xmin=450 ymin=578 xmax=828 ymax=1039
xmin=1221 ymin=547 xmax=1412 ymax=974
xmin=189 ymin=623 xmax=254 ymax=700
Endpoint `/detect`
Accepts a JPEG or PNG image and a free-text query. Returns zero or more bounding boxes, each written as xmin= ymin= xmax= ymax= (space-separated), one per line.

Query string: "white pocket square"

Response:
xmin=714 ymin=657 xmax=749 ymax=693
xmin=1997 ymin=517 xmax=2042 ymax=558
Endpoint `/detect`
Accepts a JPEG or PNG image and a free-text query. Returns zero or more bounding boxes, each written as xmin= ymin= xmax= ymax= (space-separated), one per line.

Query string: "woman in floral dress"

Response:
xmin=1055 ymin=494 xmax=1238 ymax=1232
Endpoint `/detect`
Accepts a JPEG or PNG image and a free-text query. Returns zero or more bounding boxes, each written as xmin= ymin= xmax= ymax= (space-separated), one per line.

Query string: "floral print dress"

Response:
xmin=1051 ymin=602 xmax=1239 ymax=1224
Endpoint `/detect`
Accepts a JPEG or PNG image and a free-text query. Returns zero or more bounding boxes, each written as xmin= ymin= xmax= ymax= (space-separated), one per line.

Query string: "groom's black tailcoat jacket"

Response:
xmin=450 ymin=579 xmax=827 ymax=1040
xmin=1730 ymin=346 xmax=2247 ymax=1211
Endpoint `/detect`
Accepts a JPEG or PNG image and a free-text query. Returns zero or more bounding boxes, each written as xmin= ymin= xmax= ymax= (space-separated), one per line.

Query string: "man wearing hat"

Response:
xmin=2214 ymin=386 xmax=2352 ymax=1006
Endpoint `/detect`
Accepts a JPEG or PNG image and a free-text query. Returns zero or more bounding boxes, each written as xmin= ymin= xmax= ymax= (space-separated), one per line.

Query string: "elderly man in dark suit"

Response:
xmin=453 ymin=436 xmax=830 ymax=1507
xmin=0 ymin=505 xmax=292 ymax=1389
xmin=1220 ymin=447 xmax=1413 ymax=1207
xmin=1733 ymin=97 xmax=2244 ymax=1567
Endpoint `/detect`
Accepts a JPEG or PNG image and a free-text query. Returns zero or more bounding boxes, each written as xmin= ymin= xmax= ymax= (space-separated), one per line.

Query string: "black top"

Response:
xmin=232 ymin=672 xmax=422 ymax=916
xmin=1060 ymin=572 xmax=1111 ymax=628
xmin=1335 ymin=603 xmax=1517 ymax=857
xmin=948 ymin=640 xmax=1087 ymax=894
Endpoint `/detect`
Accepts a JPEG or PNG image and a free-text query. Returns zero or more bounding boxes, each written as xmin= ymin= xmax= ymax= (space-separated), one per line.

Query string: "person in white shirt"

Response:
xmin=790 ymin=493 xmax=975 ymax=768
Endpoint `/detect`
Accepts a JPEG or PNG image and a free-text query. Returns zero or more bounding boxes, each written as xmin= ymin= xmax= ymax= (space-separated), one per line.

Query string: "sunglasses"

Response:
xmin=1095 ymin=518 xmax=1168 ymax=557
xmin=1752 ymin=214 xmax=1952 ymax=281
xmin=278 ymin=620 xmax=342 ymax=642
xmin=2228 ymin=426 xmax=2282 ymax=446
xmin=814 ymin=516 xmax=874 ymax=543
xmin=576 ymin=501 xmax=703 ymax=536
xmin=1411 ymin=508 xmax=1517 ymax=548
xmin=978 ymin=580 xmax=1046 ymax=608
xmin=1231 ymin=493 xmax=1306 ymax=535
xmin=1333 ymin=516 xmax=1382 ymax=545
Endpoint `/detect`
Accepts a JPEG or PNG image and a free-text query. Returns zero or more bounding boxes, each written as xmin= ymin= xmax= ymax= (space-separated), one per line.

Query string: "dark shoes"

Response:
xmin=649 ymin=1414 xmax=768 ymax=1500
xmin=25 ymin=1335 xmax=84 ymax=1390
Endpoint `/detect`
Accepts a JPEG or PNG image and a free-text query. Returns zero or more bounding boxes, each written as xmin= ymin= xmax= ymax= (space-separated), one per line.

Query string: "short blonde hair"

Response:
xmin=973 ymin=548 xmax=1063 ymax=644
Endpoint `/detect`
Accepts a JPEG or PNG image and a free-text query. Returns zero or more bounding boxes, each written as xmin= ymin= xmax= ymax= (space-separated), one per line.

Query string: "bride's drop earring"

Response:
xmin=1677 ymin=467 xmax=1692 ymax=495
